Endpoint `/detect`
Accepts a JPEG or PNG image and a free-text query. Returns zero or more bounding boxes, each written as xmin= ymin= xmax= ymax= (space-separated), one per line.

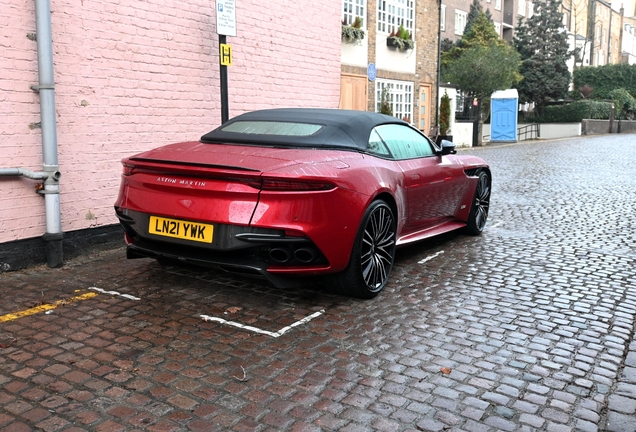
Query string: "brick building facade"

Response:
xmin=441 ymin=0 xmax=531 ymax=43
xmin=0 ymin=0 xmax=341 ymax=268
xmin=339 ymin=0 xmax=441 ymax=134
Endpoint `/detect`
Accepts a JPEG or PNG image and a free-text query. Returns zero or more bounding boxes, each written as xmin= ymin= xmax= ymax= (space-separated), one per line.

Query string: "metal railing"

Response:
xmin=518 ymin=123 xmax=539 ymax=141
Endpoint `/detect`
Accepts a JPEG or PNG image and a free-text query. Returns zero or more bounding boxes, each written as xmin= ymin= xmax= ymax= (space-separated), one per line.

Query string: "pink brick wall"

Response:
xmin=0 ymin=0 xmax=341 ymax=243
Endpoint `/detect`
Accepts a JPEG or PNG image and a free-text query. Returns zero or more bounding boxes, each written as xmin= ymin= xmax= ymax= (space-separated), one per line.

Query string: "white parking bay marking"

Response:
xmin=418 ymin=250 xmax=444 ymax=264
xmin=88 ymin=287 xmax=141 ymax=301
xmin=201 ymin=310 xmax=325 ymax=338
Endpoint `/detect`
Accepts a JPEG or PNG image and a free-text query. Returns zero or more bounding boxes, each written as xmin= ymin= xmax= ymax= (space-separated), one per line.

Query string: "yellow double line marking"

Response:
xmin=0 ymin=292 xmax=98 ymax=323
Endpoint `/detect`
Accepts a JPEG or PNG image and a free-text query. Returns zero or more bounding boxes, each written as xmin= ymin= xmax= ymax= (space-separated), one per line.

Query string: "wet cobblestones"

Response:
xmin=1 ymin=135 xmax=635 ymax=431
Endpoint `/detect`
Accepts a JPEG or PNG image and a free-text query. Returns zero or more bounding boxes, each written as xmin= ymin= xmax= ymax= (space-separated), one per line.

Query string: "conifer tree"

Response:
xmin=441 ymin=11 xmax=521 ymax=144
xmin=463 ymin=0 xmax=493 ymax=38
xmin=513 ymin=0 xmax=571 ymax=114
xmin=442 ymin=12 xmax=504 ymax=68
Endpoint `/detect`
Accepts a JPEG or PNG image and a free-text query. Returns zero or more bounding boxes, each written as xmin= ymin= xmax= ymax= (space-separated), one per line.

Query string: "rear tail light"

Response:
xmin=122 ymin=163 xmax=134 ymax=176
xmin=259 ymin=178 xmax=336 ymax=191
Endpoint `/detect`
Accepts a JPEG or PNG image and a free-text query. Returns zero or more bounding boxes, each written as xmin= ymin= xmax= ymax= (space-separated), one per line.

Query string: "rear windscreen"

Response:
xmin=221 ymin=121 xmax=323 ymax=136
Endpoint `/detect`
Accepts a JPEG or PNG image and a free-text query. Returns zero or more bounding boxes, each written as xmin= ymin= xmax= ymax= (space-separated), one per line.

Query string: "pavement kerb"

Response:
xmin=456 ymin=132 xmax=632 ymax=151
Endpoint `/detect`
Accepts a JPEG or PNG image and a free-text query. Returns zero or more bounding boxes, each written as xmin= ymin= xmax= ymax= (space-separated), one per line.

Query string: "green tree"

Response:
xmin=441 ymin=12 xmax=504 ymax=69
xmin=513 ymin=0 xmax=571 ymax=115
xmin=440 ymin=37 xmax=456 ymax=53
xmin=608 ymin=88 xmax=636 ymax=120
xmin=439 ymin=92 xmax=452 ymax=135
xmin=444 ymin=43 xmax=522 ymax=101
xmin=379 ymin=87 xmax=393 ymax=116
xmin=572 ymin=64 xmax=636 ymax=100
xmin=443 ymin=44 xmax=521 ymax=145
xmin=463 ymin=0 xmax=493 ymax=38
xmin=442 ymin=11 xmax=521 ymax=144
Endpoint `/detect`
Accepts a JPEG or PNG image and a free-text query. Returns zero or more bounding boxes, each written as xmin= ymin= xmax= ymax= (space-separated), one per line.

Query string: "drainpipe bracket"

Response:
xmin=30 ymin=84 xmax=55 ymax=93
xmin=37 ymin=189 xmax=60 ymax=195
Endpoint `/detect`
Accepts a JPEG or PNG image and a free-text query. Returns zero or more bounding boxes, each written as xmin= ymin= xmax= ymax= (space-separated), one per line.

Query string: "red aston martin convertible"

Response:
xmin=114 ymin=109 xmax=490 ymax=298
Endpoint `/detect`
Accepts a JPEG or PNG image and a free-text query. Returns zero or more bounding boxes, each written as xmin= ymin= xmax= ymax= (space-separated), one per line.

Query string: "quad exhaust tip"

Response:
xmin=269 ymin=247 xmax=317 ymax=264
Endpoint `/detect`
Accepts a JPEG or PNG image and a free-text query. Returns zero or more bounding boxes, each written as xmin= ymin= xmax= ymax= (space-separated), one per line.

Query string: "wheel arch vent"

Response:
xmin=464 ymin=168 xmax=482 ymax=177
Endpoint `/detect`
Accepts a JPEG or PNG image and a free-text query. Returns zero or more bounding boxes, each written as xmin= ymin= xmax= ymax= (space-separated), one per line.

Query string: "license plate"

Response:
xmin=149 ymin=216 xmax=213 ymax=243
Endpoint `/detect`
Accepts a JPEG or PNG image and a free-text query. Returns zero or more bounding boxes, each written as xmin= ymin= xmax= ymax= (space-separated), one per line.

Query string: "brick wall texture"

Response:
xmin=1 ymin=0 xmax=341 ymax=243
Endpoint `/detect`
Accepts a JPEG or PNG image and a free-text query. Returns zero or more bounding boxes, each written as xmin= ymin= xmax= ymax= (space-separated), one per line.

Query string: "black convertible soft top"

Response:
xmin=200 ymin=108 xmax=408 ymax=151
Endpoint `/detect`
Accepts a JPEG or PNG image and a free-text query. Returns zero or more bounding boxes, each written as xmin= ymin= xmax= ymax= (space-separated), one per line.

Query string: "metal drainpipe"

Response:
xmin=0 ymin=168 xmax=48 ymax=180
xmin=34 ymin=0 xmax=63 ymax=267
xmin=435 ymin=0 xmax=442 ymax=130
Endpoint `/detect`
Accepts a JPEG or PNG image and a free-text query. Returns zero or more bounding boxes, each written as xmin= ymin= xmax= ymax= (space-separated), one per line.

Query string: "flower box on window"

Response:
xmin=386 ymin=37 xmax=415 ymax=50
xmin=342 ymin=16 xmax=365 ymax=44
xmin=386 ymin=25 xmax=414 ymax=51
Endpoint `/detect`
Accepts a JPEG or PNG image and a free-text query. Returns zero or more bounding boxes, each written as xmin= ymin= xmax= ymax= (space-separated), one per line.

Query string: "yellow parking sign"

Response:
xmin=220 ymin=43 xmax=232 ymax=66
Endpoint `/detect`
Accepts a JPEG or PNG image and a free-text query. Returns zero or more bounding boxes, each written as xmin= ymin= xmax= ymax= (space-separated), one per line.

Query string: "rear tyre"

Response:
xmin=464 ymin=170 xmax=491 ymax=235
xmin=329 ymin=200 xmax=396 ymax=299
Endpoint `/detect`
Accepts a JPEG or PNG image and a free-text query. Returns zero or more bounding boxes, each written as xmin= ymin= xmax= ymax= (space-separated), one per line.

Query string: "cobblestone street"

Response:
xmin=1 ymin=135 xmax=635 ymax=431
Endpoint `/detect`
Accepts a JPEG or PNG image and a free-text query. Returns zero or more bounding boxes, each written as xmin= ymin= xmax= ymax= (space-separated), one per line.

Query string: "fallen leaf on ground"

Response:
xmin=0 ymin=338 xmax=17 ymax=349
xmin=440 ymin=367 xmax=452 ymax=374
xmin=225 ymin=306 xmax=242 ymax=314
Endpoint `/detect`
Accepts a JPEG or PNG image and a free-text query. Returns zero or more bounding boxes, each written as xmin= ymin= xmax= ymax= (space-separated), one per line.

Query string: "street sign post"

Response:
xmin=216 ymin=0 xmax=236 ymax=124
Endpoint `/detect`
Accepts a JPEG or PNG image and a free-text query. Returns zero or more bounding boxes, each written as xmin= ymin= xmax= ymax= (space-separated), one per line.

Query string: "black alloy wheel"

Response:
xmin=330 ymin=200 xmax=396 ymax=298
xmin=465 ymin=170 xmax=491 ymax=235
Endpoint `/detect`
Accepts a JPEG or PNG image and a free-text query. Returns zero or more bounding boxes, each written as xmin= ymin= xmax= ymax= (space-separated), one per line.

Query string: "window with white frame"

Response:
xmin=441 ymin=5 xmax=446 ymax=32
xmin=494 ymin=22 xmax=501 ymax=35
xmin=527 ymin=2 xmax=533 ymax=17
xmin=376 ymin=79 xmax=414 ymax=122
xmin=343 ymin=0 xmax=366 ymax=28
xmin=495 ymin=0 xmax=501 ymax=10
xmin=455 ymin=10 xmax=467 ymax=35
xmin=377 ymin=0 xmax=415 ymax=34
xmin=518 ymin=0 xmax=526 ymax=15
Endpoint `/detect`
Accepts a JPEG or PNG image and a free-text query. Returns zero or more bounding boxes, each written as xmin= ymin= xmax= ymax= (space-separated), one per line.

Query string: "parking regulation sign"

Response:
xmin=216 ymin=0 xmax=237 ymax=37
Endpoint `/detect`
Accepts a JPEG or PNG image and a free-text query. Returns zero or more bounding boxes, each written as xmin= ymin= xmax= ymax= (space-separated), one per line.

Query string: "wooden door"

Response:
xmin=418 ymin=85 xmax=432 ymax=133
xmin=339 ymin=74 xmax=367 ymax=111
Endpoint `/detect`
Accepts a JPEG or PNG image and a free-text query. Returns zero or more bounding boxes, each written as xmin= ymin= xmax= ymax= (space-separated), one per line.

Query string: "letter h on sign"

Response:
xmin=220 ymin=44 xmax=232 ymax=66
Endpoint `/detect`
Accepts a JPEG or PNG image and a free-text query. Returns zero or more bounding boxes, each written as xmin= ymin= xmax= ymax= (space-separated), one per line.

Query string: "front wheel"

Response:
xmin=328 ymin=200 xmax=396 ymax=298
xmin=464 ymin=170 xmax=491 ymax=235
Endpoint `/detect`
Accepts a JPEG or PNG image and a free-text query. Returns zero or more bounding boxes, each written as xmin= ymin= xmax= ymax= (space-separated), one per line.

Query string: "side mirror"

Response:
xmin=438 ymin=139 xmax=456 ymax=155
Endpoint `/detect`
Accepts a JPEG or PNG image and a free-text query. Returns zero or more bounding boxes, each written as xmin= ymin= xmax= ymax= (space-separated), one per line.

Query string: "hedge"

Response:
xmin=572 ymin=64 xmax=636 ymax=100
xmin=532 ymin=100 xmax=613 ymax=123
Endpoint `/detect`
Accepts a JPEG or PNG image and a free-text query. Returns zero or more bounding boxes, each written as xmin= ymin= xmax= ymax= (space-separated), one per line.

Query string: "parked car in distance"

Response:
xmin=114 ymin=108 xmax=490 ymax=298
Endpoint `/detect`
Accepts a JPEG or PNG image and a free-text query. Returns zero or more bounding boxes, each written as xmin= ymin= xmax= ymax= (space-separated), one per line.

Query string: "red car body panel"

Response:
xmin=114 ymin=109 xmax=490 ymax=287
